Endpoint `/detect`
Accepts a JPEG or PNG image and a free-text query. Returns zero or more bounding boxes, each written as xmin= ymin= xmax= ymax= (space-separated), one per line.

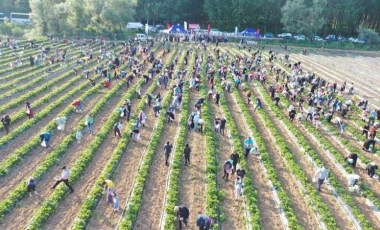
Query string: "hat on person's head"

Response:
xmin=174 ymin=206 xmax=179 ymax=212
xmin=62 ymin=166 xmax=67 ymax=169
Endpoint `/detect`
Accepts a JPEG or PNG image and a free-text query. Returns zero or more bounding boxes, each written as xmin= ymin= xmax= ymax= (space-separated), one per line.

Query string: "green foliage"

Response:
xmin=358 ymin=24 xmax=380 ymax=44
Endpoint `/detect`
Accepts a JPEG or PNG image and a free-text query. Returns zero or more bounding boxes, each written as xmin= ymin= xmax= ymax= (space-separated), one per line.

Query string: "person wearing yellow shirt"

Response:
xmin=103 ymin=179 xmax=115 ymax=192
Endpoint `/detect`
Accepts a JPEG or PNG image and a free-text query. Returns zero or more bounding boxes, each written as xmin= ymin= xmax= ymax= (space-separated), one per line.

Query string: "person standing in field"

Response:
xmin=314 ymin=165 xmax=328 ymax=192
xmin=230 ymin=152 xmax=239 ymax=173
xmin=183 ymin=144 xmax=191 ymax=165
xmin=164 ymin=141 xmax=173 ymax=166
xmin=51 ymin=166 xmax=74 ymax=193
xmin=253 ymin=97 xmax=263 ymax=112
xmin=25 ymin=102 xmax=34 ymax=119
xmin=86 ymin=114 xmax=94 ymax=135
xmin=113 ymin=121 xmax=123 ymax=138
xmin=1 ymin=115 xmax=11 ymax=134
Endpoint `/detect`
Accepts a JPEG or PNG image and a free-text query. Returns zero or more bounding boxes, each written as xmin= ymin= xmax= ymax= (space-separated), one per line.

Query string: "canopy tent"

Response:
xmin=241 ymin=28 xmax=259 ymax=37
xmin=162 ymin=24 xmax=188 ymax=34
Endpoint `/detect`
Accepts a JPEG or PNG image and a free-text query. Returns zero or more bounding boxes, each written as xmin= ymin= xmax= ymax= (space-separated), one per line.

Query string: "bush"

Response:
xmin=357 ymin=24 xmax=380 ymax=44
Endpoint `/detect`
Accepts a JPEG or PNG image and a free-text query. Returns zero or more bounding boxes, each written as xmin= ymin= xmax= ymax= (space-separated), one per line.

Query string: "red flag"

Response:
xmin=208 ymin=23 xmax=211 ymax=36
xmin=256 ymin=28 xmax=260 ymax=34
xmin=166 ymin=22 xmax=172 ymax=29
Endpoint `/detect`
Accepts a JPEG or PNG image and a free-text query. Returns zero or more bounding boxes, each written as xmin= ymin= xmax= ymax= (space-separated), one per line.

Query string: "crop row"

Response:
xmin=253 ymin=47 xmax=380 ymax=216
xmin=117 ymin=47 xmax=186 ymax=230
xmin=210 ymin=50 xmax=266 ymax=228
xmin=0 ymin=43 xmax=94 ymax=98
xmin=72 ymin=45 xmax=176 ymax=229
xmin=160 ymin=49 xmax=199 ymax=229
xmin=0 ymin=44 xmax=114 ymax=133
xmin=0 ymin=44 xmax=161 ymax=224
xmin=24 ymin=45 xmax=168 ymax=229
xmin=0 ymin=42 xmax=87 ymax=90
xmin=0 ymin=54 xmax=111 ymax=155
xmin=252 ymin=78 xmax=374 ymax=229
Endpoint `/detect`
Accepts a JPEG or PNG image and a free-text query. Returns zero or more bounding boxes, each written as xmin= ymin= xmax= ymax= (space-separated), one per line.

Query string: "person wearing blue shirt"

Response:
xmin=196 ymin=213 xmax=214 ymax=230
xmin=39 ymin=131 xmax=51 ymax=147
xmin=244 ymin=137 xmax=254 ymax=158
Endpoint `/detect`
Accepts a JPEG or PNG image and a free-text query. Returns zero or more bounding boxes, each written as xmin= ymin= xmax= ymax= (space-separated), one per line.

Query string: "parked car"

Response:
xmin=294 ymin=34 xmax=306 ymax=41
xmin=337 ymin=36 xmax=347 ymax=41
xmin=210 ymin=28 xmax=223 ymax=36
xmin=134 ymin=33 xmax=148 ymax=42
xmin=278 ymin=33 xmax=292 ymax=39
xmin=150 ymin=24 xmax=165 ymax=33
xmin=263 ymin=33 xmax=274 ymax=38
xmin=313 ymin=36 xmax=324 ymax=42
xmin=325 ymin=35 xmax=336 ymax=41
xmin=126 ymin=22 xmax=144 ymax=30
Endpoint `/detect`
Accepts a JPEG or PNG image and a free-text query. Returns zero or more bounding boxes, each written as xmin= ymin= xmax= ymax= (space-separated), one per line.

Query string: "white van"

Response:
xmin=134 ymin=34 xmax=148 ymax=42
xmin=126 ymin=22 xmax=144 ymax=30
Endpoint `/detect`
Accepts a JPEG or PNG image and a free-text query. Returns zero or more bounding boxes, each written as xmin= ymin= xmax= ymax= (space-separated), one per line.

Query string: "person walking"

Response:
xmin=113 ymin=121 xmax=123 ymax=138
xmin=1 ymin=115 xmax=11 ymax=134
xmin=253 ymin=97 xmax=263 ymax=112
xmin=183 ymin=144 xmax=191 ymax=165
xmin=220 ymin=118 xmax=226 ymax=136
xmin=39 ymin=131 xmax=51 ymax=148
xmin=174 ymin=205 xmax=190 ymax=229
xmin=230 ymin=152 xmax=239 ymax=172
xmin=27 ymin=178 xmax=38 ymax=197
xmin=222 ymin=159 xmax=233 ymax=182
xmin=244 ymin=137 xmax=254 ymax=158
xmin=51 ymin=166 xmax=74 ymax=193
xmin=234 ymin=177 xmax=243 ymax=200
xmin=164 ymin=141 xmax=173 ymax=166
xmin=363 ymin=139 xmax=376 ymax=152
xmin=86 ymin=114 xmax=94 ymax=135
xmin=314 ymin=165 xmax=328 ymax=192
xmin=112 ymin=191 xmax=120 ymax=211
xmin=25 ymin=102 xmax=34 ymax=119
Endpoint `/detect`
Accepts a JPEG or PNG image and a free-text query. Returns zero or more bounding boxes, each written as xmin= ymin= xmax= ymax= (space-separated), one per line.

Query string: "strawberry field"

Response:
xmin=1 ymin=39 xmax=380 ymax=230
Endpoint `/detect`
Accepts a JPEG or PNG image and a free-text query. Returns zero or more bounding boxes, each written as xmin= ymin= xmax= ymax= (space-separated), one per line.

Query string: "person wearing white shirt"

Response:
xmin=51 ymin=166 xmax=74 ymax=193
xmin=314 ymin=165 xmax=328 ymax=192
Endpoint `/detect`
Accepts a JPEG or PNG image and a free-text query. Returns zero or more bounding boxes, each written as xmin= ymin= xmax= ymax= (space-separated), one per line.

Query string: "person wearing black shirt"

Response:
xmin=183 ymin=144 xmax=191 ymax=165
xmin=164 ymin=141 xmax=173 ymax=166
xmin=220 ymin=118 xmax=226 ymax=136
xmin=230 ymin=152 xmax=239 ymax=172
xmin=174 ymin=205 xmax=190 ymax=229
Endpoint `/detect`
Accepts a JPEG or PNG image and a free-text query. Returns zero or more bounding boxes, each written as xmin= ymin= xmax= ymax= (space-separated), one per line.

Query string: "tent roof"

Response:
xmin=168 ymin=24 xmax=188 ymax=34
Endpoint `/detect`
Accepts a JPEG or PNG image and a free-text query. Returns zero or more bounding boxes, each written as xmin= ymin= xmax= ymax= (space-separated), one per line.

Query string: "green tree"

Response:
xmin=281 ymin=0 xmax=308 ymax=34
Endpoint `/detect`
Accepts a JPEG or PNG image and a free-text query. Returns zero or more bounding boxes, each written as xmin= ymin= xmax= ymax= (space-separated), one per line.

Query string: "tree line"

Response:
xmin=1 ymin=0 xmax=379 ymax=37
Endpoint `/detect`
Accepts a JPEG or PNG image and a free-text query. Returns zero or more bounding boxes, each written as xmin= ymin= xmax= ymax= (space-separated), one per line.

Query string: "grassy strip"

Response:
xmin=161 ymin=49 xmax=196 ymax=230
xmin=209 ymin=50 xmax=262 ymax=227
xmin=72 ymin=46 xmax=181 ymax=229
xmin=25 ymin=46 xmax=175 ymax=230
xmin=254 ymin=81 xmax=374 ymax=229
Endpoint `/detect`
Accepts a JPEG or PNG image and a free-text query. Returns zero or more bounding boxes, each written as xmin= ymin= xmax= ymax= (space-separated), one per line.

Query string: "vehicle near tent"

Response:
xmin=10 ymin=12 xmax=32 ymax=24
xmin=0 ymin=13 xmax=5 ymax=22
xmin=278 ymin=33 xmax=292 ymax=39
xmin=313 ymin=36 xmax=324 ymax=42
xmin=263 ymin=33 xmax=274 ymax=38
